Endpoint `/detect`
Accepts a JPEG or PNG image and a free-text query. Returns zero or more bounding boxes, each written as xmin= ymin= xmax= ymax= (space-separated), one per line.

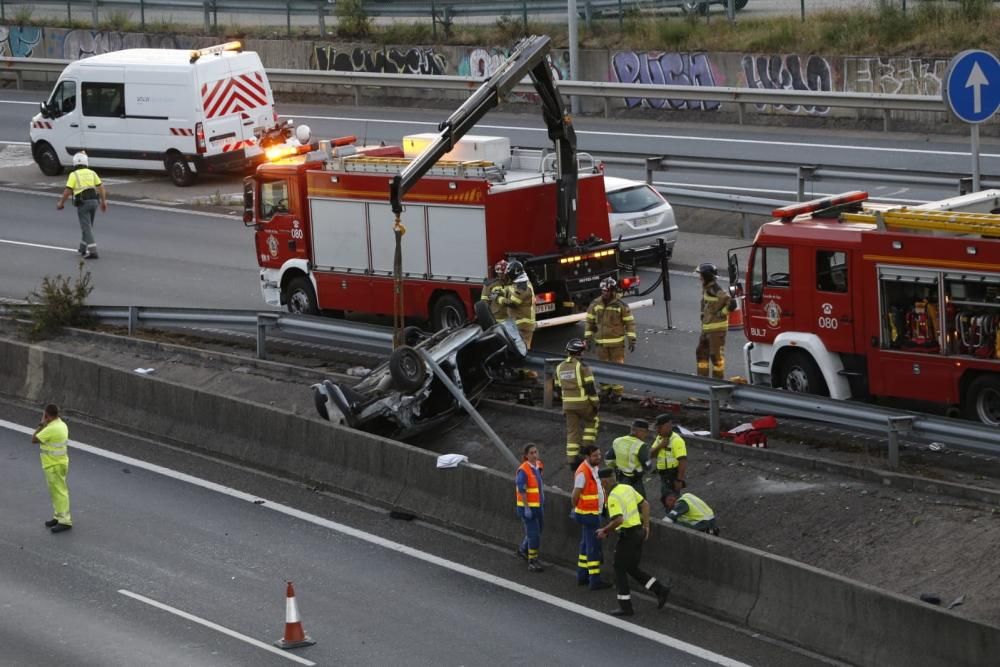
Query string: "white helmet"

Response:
xmin=72 ymin=152 xmax=89 ymax=167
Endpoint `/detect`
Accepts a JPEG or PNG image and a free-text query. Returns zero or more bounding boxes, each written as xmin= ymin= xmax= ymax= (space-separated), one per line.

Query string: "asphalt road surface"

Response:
xmin=0 ymin=401 xmax=827 ymax=666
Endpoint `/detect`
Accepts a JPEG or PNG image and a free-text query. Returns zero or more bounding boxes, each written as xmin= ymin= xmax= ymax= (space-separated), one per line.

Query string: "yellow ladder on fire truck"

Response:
xmin=841 ymin=209 xmax=1000 ymax=236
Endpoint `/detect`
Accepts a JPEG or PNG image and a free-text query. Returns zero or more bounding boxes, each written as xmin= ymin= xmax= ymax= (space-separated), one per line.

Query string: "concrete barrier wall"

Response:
xmin=2 ymin=334 xmax=998 ymax=666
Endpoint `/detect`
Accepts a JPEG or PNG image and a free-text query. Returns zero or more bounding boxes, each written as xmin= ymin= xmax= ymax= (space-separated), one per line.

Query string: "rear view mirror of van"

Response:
xmin=39 ymin=101 xmax=51 ymax=119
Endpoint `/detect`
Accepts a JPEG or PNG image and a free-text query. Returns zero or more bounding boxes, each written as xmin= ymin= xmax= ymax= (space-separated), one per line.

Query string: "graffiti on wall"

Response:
xmin=458 ymin=47 xmax=570 ymax=81
xmin=741 ymin=54 xmax=832 ymax=115
xmin=611 ymin=51 xmax=719 ymax=110
xmin=843 ymin=57 xmax=948 ymax=97
xmin=312 ymin=46 xmax=447 ymax=75
xmin=58 ymin=30 xmax=181 ymax=59
xmin=0 ymin=25 xmax=42 ymax=57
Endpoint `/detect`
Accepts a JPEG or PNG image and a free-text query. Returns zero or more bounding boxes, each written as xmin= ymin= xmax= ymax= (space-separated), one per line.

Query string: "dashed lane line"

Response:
xmin=0 ymin=185 xmax=238 ymax=220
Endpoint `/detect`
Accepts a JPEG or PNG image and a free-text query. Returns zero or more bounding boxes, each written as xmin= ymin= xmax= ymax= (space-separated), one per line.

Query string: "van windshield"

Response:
xmin=607 ymin=184 xmax=663 ymax=214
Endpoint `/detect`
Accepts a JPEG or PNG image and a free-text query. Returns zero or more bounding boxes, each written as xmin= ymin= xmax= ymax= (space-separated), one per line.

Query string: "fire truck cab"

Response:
xmin=733 ymin=189 xmax=1000 ymax=425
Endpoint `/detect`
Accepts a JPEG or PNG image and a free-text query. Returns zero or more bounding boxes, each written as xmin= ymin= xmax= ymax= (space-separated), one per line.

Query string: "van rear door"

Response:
xmin=197 ymin=54 xmax=272 ymax=162
xmin=227 ymin=54 xmax=274 ymax=158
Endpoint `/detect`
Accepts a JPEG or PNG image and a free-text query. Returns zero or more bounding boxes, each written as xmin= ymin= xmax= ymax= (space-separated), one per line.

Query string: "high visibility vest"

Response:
xmin=611 ymin=434 xmax=644 ymax=475
xmin=66 ymin=168 xmax=101 ymax=195
xmin=36 ymin=418 xmax=69 ymax=462
xmin=607 ymin=484 xmax=643 ymax=530
xmin=515 ymin=461 xmax=542 ymax=508
xmin=701 ymin=280 xmax=730 ymax=333
xmin=500 ymin=281 xmax=536 ymax=329
xmin=555 ymin=357 xmax=598 ymax=405
xmin=574 ymin=462 xmax=601 ymax=515
xmin=655 ymin=432 xmax=686 ymax=471
xmin=675 ymin=493 xmax=715 ymax=525
xmin=584 ymin=296 xmax=636 ymax=346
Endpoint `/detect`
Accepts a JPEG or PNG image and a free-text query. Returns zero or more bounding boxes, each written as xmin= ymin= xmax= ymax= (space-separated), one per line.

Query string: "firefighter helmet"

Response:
xmin=697 ymin=262 xmax=718 ymax=279
xmin=565 ymin=338 xmax=586 ymax=355
xmin=505 ymin=260 xmax=525 ymax=280
xmin=600 ymin=277 xmax=617 ymax=292
xmin=494 ymin=259 xmax=509 ymax=277
xmin=72 ymin=151 xmax=89 ymax=168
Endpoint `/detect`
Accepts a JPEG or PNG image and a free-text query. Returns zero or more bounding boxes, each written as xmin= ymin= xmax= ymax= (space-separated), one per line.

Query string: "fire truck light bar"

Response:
xmin=772 ymin=191 xmax=868 ymax=221
xmin=558 ymin=248 xmax=616 ymax=264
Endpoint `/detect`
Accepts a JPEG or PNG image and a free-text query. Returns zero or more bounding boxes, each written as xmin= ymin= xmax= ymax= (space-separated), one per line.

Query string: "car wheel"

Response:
xmin=166 ymin=152 xmax=195 ymax=187
xmin=389 ymin=345 xmax=427 ymax=391
xmin=402 ymin=325 xmax=425 ymax=347
xmin=474 ymin=299 xmax=496 ymax=329
xmin=286 ymin=276 xmax=319 ymax=316
xmin=774 ymin=351 xmax=828 ymax=396
xmin=682 ymin=0 xmax=709 ymax=16
xmin=964 ymin=375 xmax=1000 ymax=426
xmin=34 ymin=142 xmax=63 ymax=176
xmin=430 ymin=292 xmax=466 ymax=331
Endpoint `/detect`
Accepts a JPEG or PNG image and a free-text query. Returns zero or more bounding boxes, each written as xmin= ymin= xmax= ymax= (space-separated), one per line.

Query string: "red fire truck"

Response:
xmin=730 ymin=189 xmax=1000 ymax=425
xmin=243 ymin=36 xmax=633 ymax=331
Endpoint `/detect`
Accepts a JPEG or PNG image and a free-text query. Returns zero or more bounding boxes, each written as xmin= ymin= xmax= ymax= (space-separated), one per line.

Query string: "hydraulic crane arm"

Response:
xmin=389 ymin=34 xmax=579 ymax=245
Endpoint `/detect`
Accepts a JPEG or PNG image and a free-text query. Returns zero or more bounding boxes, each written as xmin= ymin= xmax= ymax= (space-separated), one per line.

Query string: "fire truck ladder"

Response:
xmin=841 ymin=209 xmax=1000 ymax=236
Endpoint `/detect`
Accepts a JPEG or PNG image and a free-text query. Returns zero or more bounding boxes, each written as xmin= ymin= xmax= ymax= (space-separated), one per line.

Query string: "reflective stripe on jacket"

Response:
xmin=584 ymin=296 xmax=636 ymax=346
xmin=499 ymin=280 xmax=536 ymax=328
xmin=675 ymin=493 xmax=715 ymax=524
xmin=574 ymin=462 xmax=601 ymax=515
xmin=515 ymin=461 xmax=543 ymax=508
xmin=66 ymin=168 xmax=101 ymax=195
xmin=701 ymin=279 xmax=731 ymax=332
xmin=481 ymin=278 xmax=507 ymax=319
xmin=611 ymin=435 xmax=644 ymax=475
xmin=36 ymin=418 xmax=69 ymax=460
xmin=607 ymin=484 xmax=643 ymax=530
xmin=555 ymin=357 xmax=599 ymax=405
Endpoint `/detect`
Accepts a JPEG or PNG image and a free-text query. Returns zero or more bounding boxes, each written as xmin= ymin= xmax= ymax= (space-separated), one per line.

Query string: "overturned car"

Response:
xmin=313 ymin=302 xmax=528 ymax=439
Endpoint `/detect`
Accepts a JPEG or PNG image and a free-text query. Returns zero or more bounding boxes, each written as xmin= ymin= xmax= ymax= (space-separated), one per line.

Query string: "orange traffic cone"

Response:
xmin=274 ymin=581 xmax=315 ymax=650
xmin=728 ymin=301 xmax=744 ymax=331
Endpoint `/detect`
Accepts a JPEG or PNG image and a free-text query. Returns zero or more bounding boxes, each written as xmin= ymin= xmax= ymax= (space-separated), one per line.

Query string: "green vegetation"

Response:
xmin=26 ymin=264 xmax=94 ymax=340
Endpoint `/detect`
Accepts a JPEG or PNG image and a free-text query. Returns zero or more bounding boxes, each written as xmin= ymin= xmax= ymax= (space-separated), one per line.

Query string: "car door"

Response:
xmin=40 ymin=79 xmax=82 ymax=162
xmin=744 ymin=245 xmax=794 ymax=343
xmin=80 ymin=73 xmax=129 ymax=168
xmin=812 ymin=249 xmax=855 ymax=353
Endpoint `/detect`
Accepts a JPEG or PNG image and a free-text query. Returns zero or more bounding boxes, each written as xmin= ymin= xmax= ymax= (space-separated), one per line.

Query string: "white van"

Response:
xmin=30 ymin=42 xmax=282 ymax=186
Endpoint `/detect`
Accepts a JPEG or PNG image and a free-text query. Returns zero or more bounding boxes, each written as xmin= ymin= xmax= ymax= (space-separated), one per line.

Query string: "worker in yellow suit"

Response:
xmin=497 ymin=260 xmax=536 ymax=349
xmin=481 ymin=259 xmax=509 ymax=321
xmin=32 ymin=403 xmax=73 ymax=533
xmin=584 ymin=276 xmax=636 ymax=400
xmin=696 ymin=262 xmax=730 ymax=378
xmin=556 ymin=338 xmax=600 ymax=468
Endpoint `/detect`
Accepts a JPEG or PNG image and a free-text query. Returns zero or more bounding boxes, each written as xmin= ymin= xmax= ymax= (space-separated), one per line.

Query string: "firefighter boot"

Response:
xmin=610 ymin=596 xmax=634 ymax=617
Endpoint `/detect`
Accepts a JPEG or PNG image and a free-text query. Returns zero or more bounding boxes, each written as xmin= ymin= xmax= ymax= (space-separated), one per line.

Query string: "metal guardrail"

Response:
xmin=8 ymin=303 xmax=993 ymax=461
xmin=1 ymin=57 xmax=947 ymax=129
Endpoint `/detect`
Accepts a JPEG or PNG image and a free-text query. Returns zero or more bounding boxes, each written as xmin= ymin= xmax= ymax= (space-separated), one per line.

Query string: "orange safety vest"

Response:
xmin=515 ymin=461 xmax=543 ymax=508
xmin=574 ymin=461 xmax=600 ymax=515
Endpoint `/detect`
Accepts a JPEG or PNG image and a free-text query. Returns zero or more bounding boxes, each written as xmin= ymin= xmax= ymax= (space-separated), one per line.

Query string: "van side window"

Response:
xmin=816 ymin=250 xmax=848 ymax=293
xmin=749 ymin=246 xmax=791 ymax=302
xmin=260 ymin=180 xmax=290 ymax=221
xmin=82 ymin=82 xmax=125 ymax=118
xmin=48 ymin=80 xmax=77 ymax=116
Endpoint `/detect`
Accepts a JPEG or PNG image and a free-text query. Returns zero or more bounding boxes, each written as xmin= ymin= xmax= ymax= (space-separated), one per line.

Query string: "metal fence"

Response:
xmin=5 ymin=303 xmax=995 ymax=461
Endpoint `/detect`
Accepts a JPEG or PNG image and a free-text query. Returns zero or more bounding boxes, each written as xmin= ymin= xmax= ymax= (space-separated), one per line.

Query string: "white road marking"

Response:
xmin=0 ymin=418 xmax=746 ymax=667
xmin=117 ymin=589 xmax=316 ymax=666
xmin=0 ymin=140 xmax=30 ymax=146
xmin=0 ymin=185 xmax=238 ymax=219
xmin=0 ymin=238 xmax=76 ymax=253
xmin=0 ymin=100 xmax=39 ymax=105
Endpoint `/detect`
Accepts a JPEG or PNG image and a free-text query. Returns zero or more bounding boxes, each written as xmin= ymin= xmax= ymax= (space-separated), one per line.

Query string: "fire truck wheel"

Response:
xmin=474 ymin=299 xmax=496 ymax=329
xmin=166 ymin=152 xmax=195 ymax=187
xmin=775 ymin=351 xmax=828 ymax=396
xmin=34 ymin=142 xmax=62 ymax=176
xmin=964 ymin=375 xmax=1000 ymax=426
xmin=286 ymin=277 xmax=319 ymax=316
xmin=431 ymin=293 xmax=466 ymax=331
xmin=389 ymin=346 xmax=427 ymax=392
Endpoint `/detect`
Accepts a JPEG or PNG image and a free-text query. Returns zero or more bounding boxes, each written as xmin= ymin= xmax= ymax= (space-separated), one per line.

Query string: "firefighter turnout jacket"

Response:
xmin=499 ymin=280 xmax=536 ymax=332
xmin=555 ymin=356 xmax=600 ymax=408
xmin=585 ymin=295 xmax=636 ymax=347
xmin=481 ymin=277 xmax=507 ymax=320
xmin=700 ymin=279 xmax=731 ymax=333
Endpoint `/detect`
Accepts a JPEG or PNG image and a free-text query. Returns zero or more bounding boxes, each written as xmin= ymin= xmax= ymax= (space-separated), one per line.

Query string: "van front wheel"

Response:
xmin=35 ymin=142 xmax=62 ymax=176
xmin=166 ymin=153 xmax=195 ymax=187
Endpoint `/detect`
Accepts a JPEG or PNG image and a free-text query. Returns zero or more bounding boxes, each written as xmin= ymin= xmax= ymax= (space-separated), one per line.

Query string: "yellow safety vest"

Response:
xmin=36 ymin=418 xmax=69 ymax=464
xmin=607 ymin=484 xmax=643 ymax=530
xmin=555 ymin=356 xmax=598 ymax=405
xmin=654 ymin=432 xmax=686 ymax=471
xmin=675 ymin=493 xmax=714 ymax=524
xmin=611 ymin=434 xmax=644 ymax=475
xmin=66 ymin=168 xmax=101 ymax=195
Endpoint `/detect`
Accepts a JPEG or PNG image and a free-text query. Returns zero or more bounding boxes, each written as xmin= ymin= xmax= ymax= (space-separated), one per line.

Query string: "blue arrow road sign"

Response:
xmin=944 ymin=50 xmax=1000 ymax=124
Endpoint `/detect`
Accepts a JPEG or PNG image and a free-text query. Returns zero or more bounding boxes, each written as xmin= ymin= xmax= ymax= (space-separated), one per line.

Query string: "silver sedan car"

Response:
xmin=604 ymin=176 xmax=679 ymax=252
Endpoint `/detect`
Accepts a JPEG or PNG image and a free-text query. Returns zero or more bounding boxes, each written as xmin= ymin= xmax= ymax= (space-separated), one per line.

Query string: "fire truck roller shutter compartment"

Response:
xmin=370 ymin=202 xmax=429 ymax=277
xmin=310 ymin=199 xmax=369 ymax=272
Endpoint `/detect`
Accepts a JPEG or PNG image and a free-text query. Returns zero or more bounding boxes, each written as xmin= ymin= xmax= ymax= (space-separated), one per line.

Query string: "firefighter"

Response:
xmin=606 ymin=419 xmax=651 ymax=500
xmin=596 ymin=470 xmax=670 ymax=616
xmin=56 ymin=151 xmax=108 ymax=259
xmin=31 ymin=403 xmax=73 ymax=533
xmin=498 ymin=260 xmax=537 ymax=349
xmin=555 ymin=338 xmax=600 ymax=468
xmin=482 ymin=259 xmax=509 ymax=321
xmin=571 ymin=447 xmax=611 ymax=591
xmin=584 ymin=277 xmax=636 ymax=400
xmin=649 ymin=413 xmax=687 ymax=498
xmin=696 ymin=262 xmax=730 ymax=378
xmin=663 ymin=492 xmax=719 ymax=536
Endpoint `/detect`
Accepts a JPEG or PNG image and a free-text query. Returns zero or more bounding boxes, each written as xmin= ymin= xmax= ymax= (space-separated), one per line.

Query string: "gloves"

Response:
xmin=628 ymin=339 xmax=636 ymax=353
xmin=523 ymin=506 xmax=533 ymax=520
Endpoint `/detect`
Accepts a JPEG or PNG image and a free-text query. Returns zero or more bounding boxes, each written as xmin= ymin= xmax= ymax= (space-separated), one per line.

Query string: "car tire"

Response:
xmin=430 ymin=292 xmax=466 ymax=331
xmin=474 ymin=299 xmax=496 ymax=329
xmin=964 ymin=375 xmax=1000 ymax=426
xmin=166 ymin=152 xmax=195 ymax=187
xmin=389 ymin=345 xmax=427 ymax=391
xmin=402 ymin=325 xmax=425 ymax=347
xmin=34 ymin=142 xmax=63 ymax=176
xmin=286 ymin=276 xmax=319 ymax=316
xmin=774 ymin=351 xmax=828 ymax=396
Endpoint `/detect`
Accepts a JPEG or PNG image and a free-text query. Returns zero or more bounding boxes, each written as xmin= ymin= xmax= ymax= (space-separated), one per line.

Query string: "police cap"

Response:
xmin=654 ymin=413 xmax=674 ymax=427
xmin=597 ymin=467 xmax=615 ymax=479
xmin=631 ymin=418 xmax=649 ymax=429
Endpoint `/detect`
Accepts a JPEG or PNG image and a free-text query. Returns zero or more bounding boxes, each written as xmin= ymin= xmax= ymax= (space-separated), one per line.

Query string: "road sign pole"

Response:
xmin=972 ymin=124 xmax=982 ymax=193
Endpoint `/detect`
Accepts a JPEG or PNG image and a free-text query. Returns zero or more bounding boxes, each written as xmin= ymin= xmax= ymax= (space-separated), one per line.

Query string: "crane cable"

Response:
xmin=392 ymin=214 xmax=406 ymax=349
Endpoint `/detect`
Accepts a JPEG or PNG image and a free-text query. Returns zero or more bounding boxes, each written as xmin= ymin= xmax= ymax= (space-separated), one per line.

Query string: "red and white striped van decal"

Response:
xmin=221 ymin=138 xmax=257 ymax=153
xmin=170 ymin=128 xmax=194 ymax=136
xmin=32 ymin=121 xmax=53 ymax=129
xmin=200 ymin=72 xmax=268 ymax=119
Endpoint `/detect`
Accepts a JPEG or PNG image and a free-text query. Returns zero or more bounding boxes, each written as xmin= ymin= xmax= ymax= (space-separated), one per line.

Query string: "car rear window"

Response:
xmin=606 ymin=185 xmax=663 ymax=214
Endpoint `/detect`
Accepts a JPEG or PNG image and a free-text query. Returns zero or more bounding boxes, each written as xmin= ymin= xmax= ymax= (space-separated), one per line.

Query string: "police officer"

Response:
xmin=596 ymin=469 xmax=670 ymax=616
xmin=663 ymin=492 xmax=719 ymax=536
xmin=56 ymin=151 xmax=107 ymax=259
xmin=571 ymin=446 xmax=611 ymax=591
xmin=697 ymin=262 xmax=730 ymax=378
xmin=649 ymin=413 xmax=687 ymax=498
xmin=497 ymin=260 xmax=536 ymax=349
xmin=482 ymin=259 xmax=509 ymax=321
xmin=555 ymin=338 xmax=600 ymax=468
xmin=584 ymin=277 xmax=636 ymax=400
xmin=606 ymin=419 xmax=651 ymax=499
xmin=31 ymin=403 xmax=73 ymax=533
